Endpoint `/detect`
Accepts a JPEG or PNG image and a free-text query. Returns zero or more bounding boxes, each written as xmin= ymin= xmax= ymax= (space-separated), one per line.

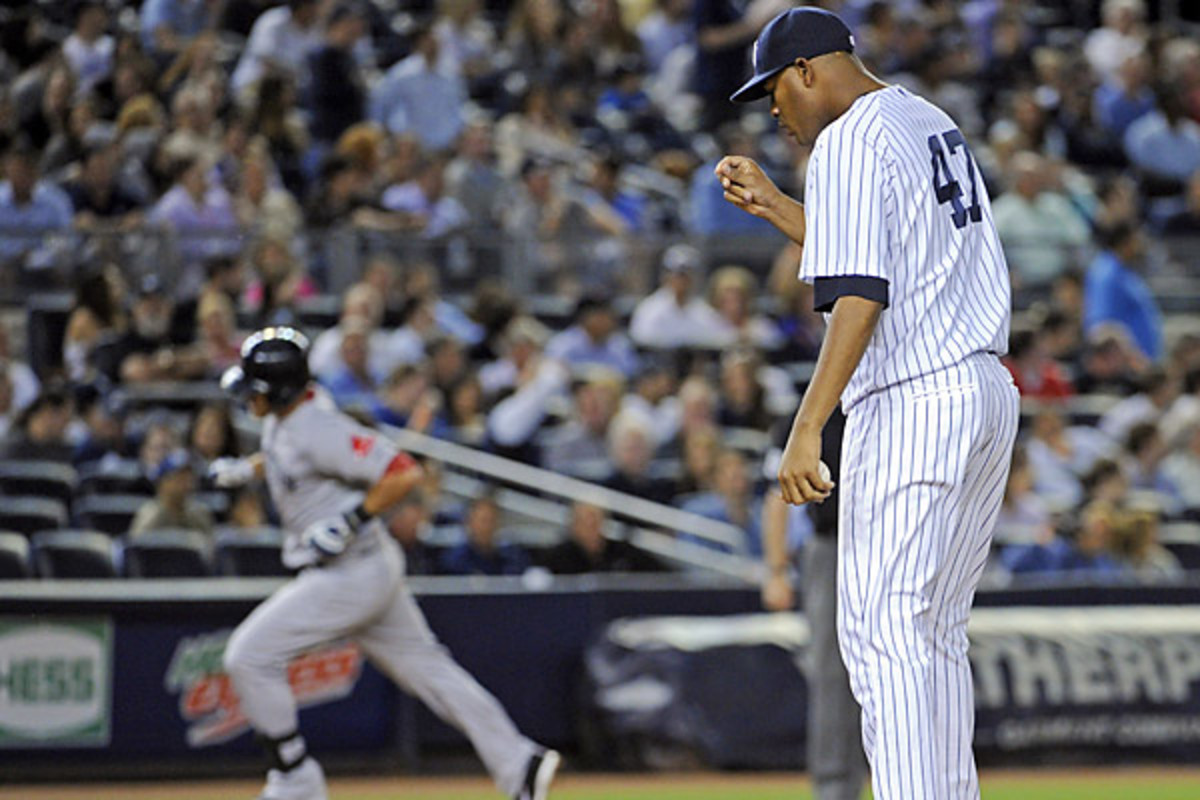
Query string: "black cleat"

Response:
xmin=514 ymin=749 xmax=560 ymax=800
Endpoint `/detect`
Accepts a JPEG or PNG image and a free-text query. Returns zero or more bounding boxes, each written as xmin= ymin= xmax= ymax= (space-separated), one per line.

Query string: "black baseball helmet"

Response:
xmin=221 ymin=326 xmax=311 ymax=409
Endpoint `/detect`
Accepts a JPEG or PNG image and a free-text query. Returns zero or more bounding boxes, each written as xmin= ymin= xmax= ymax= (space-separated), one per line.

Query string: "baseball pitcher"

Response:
xmin=718 ymin=8 xmax=1019 ymax=800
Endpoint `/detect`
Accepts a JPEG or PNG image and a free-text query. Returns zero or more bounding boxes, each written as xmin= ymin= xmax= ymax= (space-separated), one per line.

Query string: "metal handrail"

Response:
xmin=383 ymin=424 xmax=761 ymax=581
xmin=385 ymin=424 xmax=744 ymax=549
xmin=437 ymin=468 xmax=760 ymax=581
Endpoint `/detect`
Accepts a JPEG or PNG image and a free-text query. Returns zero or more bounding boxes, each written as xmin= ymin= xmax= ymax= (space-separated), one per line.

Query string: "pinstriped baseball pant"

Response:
xmin=837 ymin=353 xmax=1019 ymax=800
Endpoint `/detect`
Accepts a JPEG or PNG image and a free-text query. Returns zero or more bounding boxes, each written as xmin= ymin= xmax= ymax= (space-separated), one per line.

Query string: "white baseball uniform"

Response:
xmin=799 ymin=85 xmax=1019 ymax=800
xmin=223 ymin=388 xmax=538 ymax=797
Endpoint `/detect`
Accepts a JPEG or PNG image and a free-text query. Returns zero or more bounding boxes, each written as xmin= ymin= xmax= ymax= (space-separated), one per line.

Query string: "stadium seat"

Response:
xmin=0 ymin=496 xmax=69 ymax=536
xmin=77 ymin=460 xmax=154 ymax=497
xmin=214 ymin=526 xmax=289 ymax=577
xmin=646 ymin=459 xmax=683 ymax=483
xmin=543 ymin=455 xmax=611 ymax=482
xmin=294 ymin=295 xmax=341 ymax=329
xmin=121 ymin=381 xmax=227 ymax=412
xmin=25 ymin=293 xmax=73 ymax=378
xmin=73 ymin=493 xmax=149 ymax=537
xmin=193 ymin=491 xmax=231 ymax=522
xmin=123 ymin=529 xmax=213 ymax=578
xmin=0 ymin=532 xmax=32 ymax=578
xmin=1164 ymin=542 xmax=1200 ymax=571
xmin=31 ymin=530 xmax=117 ymax=578
xmin=722 ymin=427 xmax=771 ymax=457
xmin=0 ymin=460 xmax=78 ymax=510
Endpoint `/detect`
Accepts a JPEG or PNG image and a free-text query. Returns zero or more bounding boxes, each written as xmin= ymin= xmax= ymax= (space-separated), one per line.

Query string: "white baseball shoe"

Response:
xmin=256 ymin=757 xmax=329 ymax=800
xmin=513 ymin=749 xmax=560 ymax=800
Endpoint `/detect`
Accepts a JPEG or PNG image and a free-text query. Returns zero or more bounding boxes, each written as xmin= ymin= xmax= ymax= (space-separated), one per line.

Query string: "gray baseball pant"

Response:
xmin=224 ymin=537 xmax=535 ymax=796
xmin=804 ymin=533 xmax=868 ymax=800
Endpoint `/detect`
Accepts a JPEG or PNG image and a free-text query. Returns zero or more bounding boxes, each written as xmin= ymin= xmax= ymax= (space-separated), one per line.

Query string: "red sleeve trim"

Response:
xmin=385 ymin=453 xmax=418 ymax=476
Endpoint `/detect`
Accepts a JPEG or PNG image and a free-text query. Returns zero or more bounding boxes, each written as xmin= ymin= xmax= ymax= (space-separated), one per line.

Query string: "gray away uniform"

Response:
xmin=223 ymin=390 xmax=538 ymax=796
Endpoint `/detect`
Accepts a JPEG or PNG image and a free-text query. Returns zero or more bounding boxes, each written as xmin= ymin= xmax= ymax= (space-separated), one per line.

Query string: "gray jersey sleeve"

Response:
xmin=302 ymin=412 xmax=403 ymax=488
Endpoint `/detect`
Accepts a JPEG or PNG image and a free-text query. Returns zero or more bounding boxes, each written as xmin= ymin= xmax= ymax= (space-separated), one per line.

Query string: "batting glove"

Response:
xmin=301 ymin=515 xmax=355 ymax=560
xmin=208 ymin=457 xmax=256 ymax=488
xmin=300 ymin=503 xmax=371 ymax=561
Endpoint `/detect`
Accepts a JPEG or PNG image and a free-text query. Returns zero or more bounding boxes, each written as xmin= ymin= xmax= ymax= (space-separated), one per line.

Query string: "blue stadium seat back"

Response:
xmin=31 ymin=530 xmax=117 ymax=579
xmin=193 ymin=491 xmax=232 ymax=522
xmin=73 ymin=493 xmax=150 ymax=537
xmin=0 ymin=460 xmax=78 ymax=509
xmin=123 ymin=529 xmax=213 ymax=578
xmin=0 ymin=496 xmax=69 ymax=536
xmin=722 ymin=427 xmax=772 ymax=457
xmin=295 ymin=296 xmax=341 ymax=329
xmin=1164 ymin=541 xmax=1200 ymax=571
xmin=121 ymin=382 xmax=228 ymax=413
xmin=214 ymin=526 xmax=289 ymax=577
xmin=25 ymin=294 xmax=73 ymax=378
xmin=77 ymin=460 xmax=154 ymax=497
xmin=0 ymin=531 xmax=32 ymax=579
xmin=646 ymin=459 xmax=684 ymax=482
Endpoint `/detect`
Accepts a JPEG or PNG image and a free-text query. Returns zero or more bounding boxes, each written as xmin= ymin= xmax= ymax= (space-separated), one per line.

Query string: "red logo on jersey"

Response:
xmin=350 ymin=435 xmax=375 ymax=458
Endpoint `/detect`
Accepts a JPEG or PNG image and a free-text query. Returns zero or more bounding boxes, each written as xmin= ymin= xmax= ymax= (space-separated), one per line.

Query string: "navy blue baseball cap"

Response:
xmin=730 ymin=8 xmax=855 ymax=103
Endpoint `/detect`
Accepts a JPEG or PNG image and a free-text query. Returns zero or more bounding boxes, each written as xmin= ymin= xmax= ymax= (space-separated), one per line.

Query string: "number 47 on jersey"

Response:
xmin=929 ymin=129 xmax=982 ymax=230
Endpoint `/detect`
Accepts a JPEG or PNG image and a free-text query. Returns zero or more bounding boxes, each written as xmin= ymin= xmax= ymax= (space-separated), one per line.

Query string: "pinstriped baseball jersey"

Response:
xmin=791 ymin=83 xmax=1020 ymax=800
xmin=261 ymin=387 xmax=395 ymax=565
xmin=799 ymin=85 xmax=1010 ymax=411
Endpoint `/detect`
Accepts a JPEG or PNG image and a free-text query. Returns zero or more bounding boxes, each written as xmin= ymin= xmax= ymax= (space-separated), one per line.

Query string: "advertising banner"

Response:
xmin=163 ymin=633 xmax=364 ymax=753
xmin=586 ymin=607 xmax=1200 ymax=767
xmin=163 ymin=629 xmax=364 ymax=748
xmin=0 ymin=615 xmax=395 ymax=761
xmin=971 ymin=607 xmax=1200 ymax=757
xmin=0 ymin=617 xmax=113 ymax=748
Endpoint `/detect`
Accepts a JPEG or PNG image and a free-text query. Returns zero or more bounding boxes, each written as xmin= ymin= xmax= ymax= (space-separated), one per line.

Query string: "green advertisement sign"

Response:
xmin=0 ymin=617 xmax=113 ymax=747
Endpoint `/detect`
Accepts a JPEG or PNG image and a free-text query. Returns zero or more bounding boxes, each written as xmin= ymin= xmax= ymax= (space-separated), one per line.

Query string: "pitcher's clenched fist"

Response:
xmin=776 ymin=426 xmax=833 ymax=506
xmin=715 ymin=156 xmax=781 ymax=215
xmin=715 ymin=155 xmax=808 ymax=243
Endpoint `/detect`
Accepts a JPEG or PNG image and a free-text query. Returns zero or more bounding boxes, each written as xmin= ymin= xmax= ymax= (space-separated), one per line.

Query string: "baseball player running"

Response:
xmin=211 ymin=326 xmax=560 ymax=800
xmin=718 ymin=9 xmax=1018 ymax=800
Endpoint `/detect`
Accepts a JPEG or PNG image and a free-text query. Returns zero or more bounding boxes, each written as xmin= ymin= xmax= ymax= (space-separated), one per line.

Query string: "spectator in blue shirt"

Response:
xmin=581 ymin=154 xmax=645 ymax=234
xmin=320 ymin=319 xmax=383 ymax=411
xmin=439 ymin=491 xmax=530 ymax=576
xmin=369 ymin=24 xmax=467 ymax=153
xmin=1124 ymin=422 xmax=1183 ymax=515
xmin=62 ymin=141 xmax=145 ymax=228
xmin=140 ymin=0 xmax=211 ymax=59
xmin=1002 ymin=501 xmax=1127 ymax=578
xmin=1083 ymin=221 xmax=1163 ymax=362
xmin=596 ymin=58 xmax=652 ymax=118
xmin=147 ymin=154 xmax=240 ymax=283
xmin=678 ymin=448 xmax=763 ymax=557
xmin=381 ymin=156 xmax=470 ymax=238
xmin=636 ymin=0 xmax=693 ymax=75
xmin=545 ymin=293 xmax=639 ymax=379
xmin=1123 ymin=81 xmax=1200 ymax=186
xmin=371 ymin=363 xmax=450 ymax=439
xmin=0 ymin=139 xmax=74 ymax=281
xmin=1094 ymin=52 xmax=1156 ymax=140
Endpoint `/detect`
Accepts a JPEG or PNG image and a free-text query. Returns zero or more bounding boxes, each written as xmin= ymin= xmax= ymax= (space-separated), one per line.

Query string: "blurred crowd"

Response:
xmin=1 ymin=0 xmax=1200 ymax=581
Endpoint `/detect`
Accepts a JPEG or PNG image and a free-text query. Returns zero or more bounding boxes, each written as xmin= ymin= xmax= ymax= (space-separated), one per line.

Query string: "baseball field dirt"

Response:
xmin=9 ymin=767 xmax=1200 ymax=799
